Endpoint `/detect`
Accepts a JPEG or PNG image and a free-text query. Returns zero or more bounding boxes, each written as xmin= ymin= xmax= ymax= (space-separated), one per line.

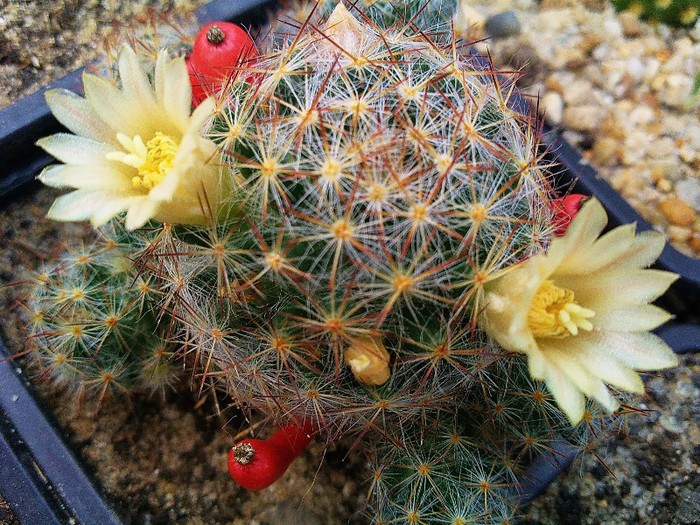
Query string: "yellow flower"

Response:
xmin=345 ymin=336 xmax=391 ymax=385
xmin=37 ymin=46 xmax=221 ymax=230
xmin=478 ymin=198 xmax=679 ymax=424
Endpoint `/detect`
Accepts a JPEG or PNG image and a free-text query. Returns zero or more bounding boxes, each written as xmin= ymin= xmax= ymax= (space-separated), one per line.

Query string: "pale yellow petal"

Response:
xmin=545 ymin=337 xmax=645 ymax=394
xmin=591 ymin=303 xmax=673 ymax=332
xmin=603 ymin=230 xmax=666 ymax=271
xmin=539 ymin=358 xmax=586 ymax=425
xmin=557 ymin=269 xmax=677 ymax=307
xmin=125 ymin=199 xmax=159 ymax=230
xmin=160 ymin=55 xmax=192 ymax=131
xmin=188 ymin=96 xmax=216 ymax=132
xmin=543 ymin=346 xmax=598 ymax=397
xmin=83 ymin=72 xmax=152 ymax=138
xmin=578 ymin=331 xmax=678 ymax=371
xmin=37 ymin=133 xmax=115 ymax=165
xmin=45 ymin=89 xmax=115 ymax=143
xmin=582 ymin=354 xmax=644 ymax=394
xmin=547 ymin=198 xmax=607 ymax=269
xmin=46 ymin=190 xmax=132 ymax=223
xmin=89 ymin=196 xmax=140 ymax=227
xmin=154 ymin=50 xmax=168 ymax=106
xmin=526 ymin=347 xmax=549 ymax=379
xmin=481 ymin=287 xmax=538 ymax=355
xmin=557 ymin=223 xmax=635 ymax=276
xmin=37 ymin=164 xmax=133 ymax=192
xmin=118 ymin=46 xmax=158 ymax=112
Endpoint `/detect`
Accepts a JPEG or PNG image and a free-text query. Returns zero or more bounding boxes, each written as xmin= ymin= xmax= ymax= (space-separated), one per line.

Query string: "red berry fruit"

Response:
xmin=187 ymin=21 xmax=257 ymax=106
xmin=551 ymin=194 xmax=588 ymax=236
xmin=228 ymin=422 xmax=314 ymax=491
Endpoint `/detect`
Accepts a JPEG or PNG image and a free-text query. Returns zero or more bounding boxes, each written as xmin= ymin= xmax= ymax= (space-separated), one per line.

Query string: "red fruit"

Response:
xmin=551 ymin=194 xmax=588 ymax=236
xmin=228 ymin=422 xmax=314 ymax=491
xmin=187 ymin=21 xmax=257 ymax=106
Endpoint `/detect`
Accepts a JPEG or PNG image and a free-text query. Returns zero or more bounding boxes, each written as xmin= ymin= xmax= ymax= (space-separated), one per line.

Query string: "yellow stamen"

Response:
xmin=107 ymin=132 xmax=178 ymax=190
xmin=528 ymin=280 xmax=595 ymax=338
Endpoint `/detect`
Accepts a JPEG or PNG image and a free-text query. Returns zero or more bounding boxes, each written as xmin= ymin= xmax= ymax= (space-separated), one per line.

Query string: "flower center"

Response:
xmin=107 ymin=132 xmax=178 ymax=190
xmin=528 ymin=280 xmax=595 ymax=338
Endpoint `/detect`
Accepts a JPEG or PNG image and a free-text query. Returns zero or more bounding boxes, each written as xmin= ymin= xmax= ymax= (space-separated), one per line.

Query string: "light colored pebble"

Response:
xmin=618 ymin=11 xmax=643 ymax=37
xmin=675 ymin=179 xmax=700 ymax=211
xmin=628 ymin=105 xmax=654 ymax=126
xmin=689 ymin=234 xmax=700 ymax=253
xmin=679 ymin=146 xmax=696 ymax=164
xmin=653 ymin=73 xmax=693 ymax=108
xmin=659 ymin=198 xmax=696 ymax=227
xmin=562 ymin=79 xmax=594 ymax=106
xmin=455 ymin=4 xmax=486 ymax=39
xmin=656 ymin=178 xmax=672 ymax=192
xmin=541 ymin=91 xmax=564 ymax=124
xmin=647 ymin=137 xmax=676 ymax=159
xmin=590 ymin=137 xmax=618 ymax=165
xmin=562 ymin=105 xmax=606 ymax=132
xmin=667 ymin=225 xmax=693 ymax=243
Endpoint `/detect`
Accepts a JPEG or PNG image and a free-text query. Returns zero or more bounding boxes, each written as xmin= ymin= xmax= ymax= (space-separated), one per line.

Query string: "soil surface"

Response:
xmin=1 ymin=1 xmax=698 ymax=524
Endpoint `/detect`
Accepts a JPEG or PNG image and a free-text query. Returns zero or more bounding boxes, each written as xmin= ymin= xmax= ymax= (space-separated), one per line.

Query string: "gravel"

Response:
xmin=462 ymin=0 xmax=700 ymax=258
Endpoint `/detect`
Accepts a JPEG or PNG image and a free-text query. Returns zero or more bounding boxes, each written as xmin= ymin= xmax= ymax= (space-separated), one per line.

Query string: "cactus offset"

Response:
xmin=26 ymin=229 xmax=182 ymax=407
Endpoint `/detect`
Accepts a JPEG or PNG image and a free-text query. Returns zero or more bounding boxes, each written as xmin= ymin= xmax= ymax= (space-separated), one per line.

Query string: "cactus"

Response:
xmin=25 ymin=2 xmax=679 ymax=523
xmin=611 ymin=0 xmax=699 ymax=27
xmin=116 ymin=4 xmax=562 ymax=521
xmin=25 ymin=228 xmax=183 ymax=407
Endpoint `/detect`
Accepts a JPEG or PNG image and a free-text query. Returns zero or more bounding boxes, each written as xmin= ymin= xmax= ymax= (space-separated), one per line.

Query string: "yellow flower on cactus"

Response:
xmin=478 ymin=198 xmax=679 ymax=425
xmin=37 ymin=46 xmax=221 ymax=230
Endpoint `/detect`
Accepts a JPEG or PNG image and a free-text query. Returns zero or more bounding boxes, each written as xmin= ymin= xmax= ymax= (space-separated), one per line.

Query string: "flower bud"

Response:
xmin=344 ymin=337 xmax=390 ymax=385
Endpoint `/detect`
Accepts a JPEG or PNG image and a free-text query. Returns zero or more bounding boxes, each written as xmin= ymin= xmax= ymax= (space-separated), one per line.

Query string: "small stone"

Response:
xmin=541 ymin=91 xmax=564 ymax=124
xmin=675 ymin=179 xmax=700 ymax=211
xmin=485 ymin=11 xmax=521 ymax=39
xmin=590 ymin=137 xmax=618 ymax=165
xmin=618 ymin=11 xmax=643 ymax=37
xmin=562 ymin=105 xmax=606 ymax=133
xmin=667 ymin=225 xmax=692 ymax=243
xmin=656 ymin=178 xmax=672 ymax=193
xmin=562 ymin=79 xmax=594 ymax=106
xmin=454 ymin=4 xmax=485 ymax=39
xmin=539 ymin=0 xmax=577 ymax=8
xmin=679 ymin=146 xmax=696 ymax=164
xmin=647 ymin=137 xmax=676 ymax=159
xmin=659 ymin=414 xmax=688 ymax=434
xmin=659 ymin=198 xmax=696 ymax=227
xmin=628 ymin=105 xmax=655 ymax=126
xmin=653 ymin=73 xmax=693 ymax=109
xmin=689 ymin=234 xmax=700 ymax=254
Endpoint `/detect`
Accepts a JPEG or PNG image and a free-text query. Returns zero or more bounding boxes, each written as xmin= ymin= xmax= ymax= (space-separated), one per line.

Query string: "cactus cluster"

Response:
xmin=26 ymin=228 xmax=182 ymax=407
xmin=612 ymin=0 xmax=699 ymax=27
xmin=22 ymin=2 xmax=678 ymax=523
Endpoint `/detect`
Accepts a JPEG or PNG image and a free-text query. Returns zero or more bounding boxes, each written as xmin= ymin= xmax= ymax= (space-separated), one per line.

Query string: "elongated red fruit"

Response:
xmin=228 ymin=421 xmax=314 ymax=491
xmin=187 ymin=21 xmax=257 ymax=105
xmin=551 ymin=194 xmax=588 ymax=236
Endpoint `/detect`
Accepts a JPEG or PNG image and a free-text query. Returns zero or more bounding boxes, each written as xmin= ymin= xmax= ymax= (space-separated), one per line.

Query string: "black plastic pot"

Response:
xmin=0 ymin=3 xmax=698 ymax=523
